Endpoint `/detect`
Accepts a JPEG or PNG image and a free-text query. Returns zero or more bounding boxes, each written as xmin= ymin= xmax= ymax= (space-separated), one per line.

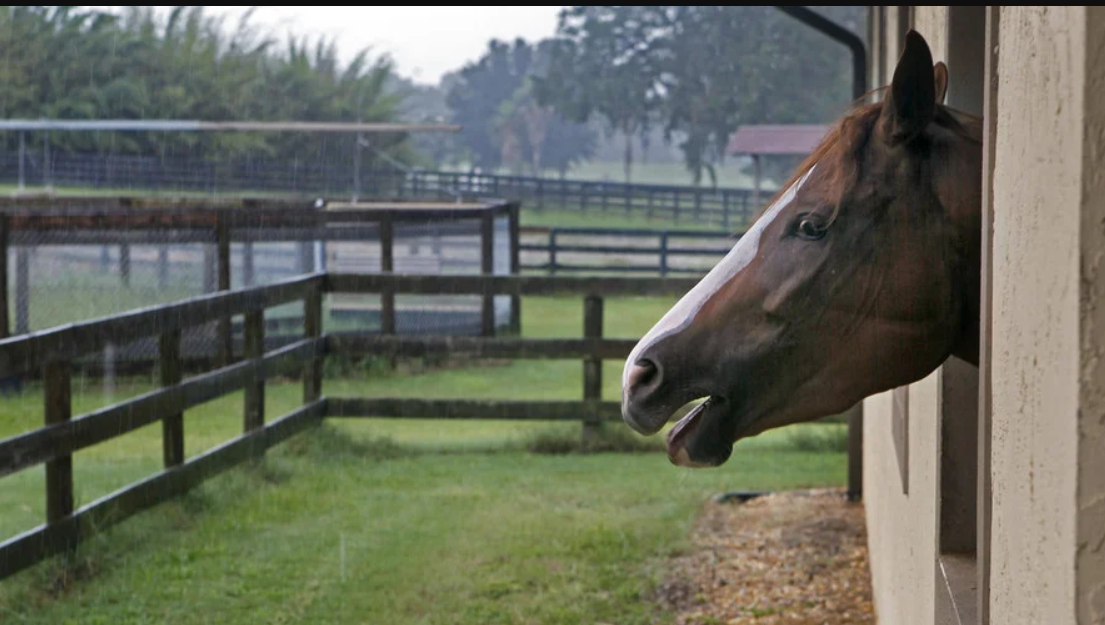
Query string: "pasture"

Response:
xmin=0 ymin=292 xmax=847 ymax=624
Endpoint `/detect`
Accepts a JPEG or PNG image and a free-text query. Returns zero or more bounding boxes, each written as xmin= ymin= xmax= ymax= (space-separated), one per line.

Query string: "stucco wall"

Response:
xmin=990 ymin=6 xmax=1105 ymax=623
xmin=862 ymin=5 xmax=1105 ymax=623
xmin=860 ymin=8 xmax=947 ymax=624
xmin=863 ymin=372 xmax=941 ymax=625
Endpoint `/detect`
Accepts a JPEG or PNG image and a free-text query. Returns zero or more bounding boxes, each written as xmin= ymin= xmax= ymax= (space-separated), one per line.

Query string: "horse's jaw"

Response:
xmin=665 ymin=396 xmax=741 ymax=468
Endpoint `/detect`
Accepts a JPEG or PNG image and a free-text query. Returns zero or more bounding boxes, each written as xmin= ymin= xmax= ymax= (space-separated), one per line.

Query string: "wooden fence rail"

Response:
xmin=0 ymin=269 xmax=330 ymax=581
xmin=518 ymin=226 xmax=737 ymax=276
xmin=378 ymin=169 xmax=766 ymax=230
xmin=0 ymin=270 xmax=721 ymax=583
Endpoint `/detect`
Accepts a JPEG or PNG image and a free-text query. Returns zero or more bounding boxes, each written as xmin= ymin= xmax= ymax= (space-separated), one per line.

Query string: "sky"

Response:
xmin=96 ymin=5 xmax=568 ymax=86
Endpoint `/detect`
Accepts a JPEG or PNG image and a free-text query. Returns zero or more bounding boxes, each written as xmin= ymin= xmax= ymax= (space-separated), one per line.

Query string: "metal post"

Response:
xmin=773 ymin=6 xmax=867 ymax=102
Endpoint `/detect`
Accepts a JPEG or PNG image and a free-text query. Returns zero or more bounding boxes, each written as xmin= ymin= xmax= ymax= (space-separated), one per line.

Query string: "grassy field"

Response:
xmin=0 ymin=281 xmax=846 ymax=624
xmin=518 ymin=207 xmax=736 ymax=231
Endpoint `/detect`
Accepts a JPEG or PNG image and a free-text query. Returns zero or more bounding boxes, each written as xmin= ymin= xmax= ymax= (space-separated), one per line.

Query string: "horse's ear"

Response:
xmin=881 ymin=30 xmax=936 ymax=144
xmin=933 ymin=61 xmax=948 ymax=104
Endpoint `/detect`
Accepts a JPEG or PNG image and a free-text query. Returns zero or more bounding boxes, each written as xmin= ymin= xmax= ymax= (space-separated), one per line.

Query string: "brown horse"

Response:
xmin=621 ymin=30 xmax=982 ymax=468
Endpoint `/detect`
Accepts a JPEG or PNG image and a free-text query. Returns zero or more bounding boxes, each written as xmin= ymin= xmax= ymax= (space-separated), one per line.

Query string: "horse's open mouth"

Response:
xmin=665 ymin=396 xmax=740 ymax=468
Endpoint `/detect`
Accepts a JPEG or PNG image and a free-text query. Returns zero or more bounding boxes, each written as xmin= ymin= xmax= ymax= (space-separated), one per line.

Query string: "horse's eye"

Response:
xmin=796 ymin=216 xmax=827 ymax=240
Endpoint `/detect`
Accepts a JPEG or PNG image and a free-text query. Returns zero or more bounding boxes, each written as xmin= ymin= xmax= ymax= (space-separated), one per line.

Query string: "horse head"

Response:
xmin=621 ymin=30 xmax=983 ymax=468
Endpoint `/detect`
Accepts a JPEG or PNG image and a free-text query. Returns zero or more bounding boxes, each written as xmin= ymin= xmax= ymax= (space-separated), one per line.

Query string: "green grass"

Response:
xmin=519 ymin=207 xmax=728 ymax=231
xmin=0 ymin=289 xmax=848 ymax=623
xmin=0 ymin=423 xmax=842 ymax=624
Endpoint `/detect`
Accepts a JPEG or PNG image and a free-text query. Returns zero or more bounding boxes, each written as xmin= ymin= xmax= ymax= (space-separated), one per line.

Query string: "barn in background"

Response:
xmin=861 ymin=6 xmax=1105 ymax=625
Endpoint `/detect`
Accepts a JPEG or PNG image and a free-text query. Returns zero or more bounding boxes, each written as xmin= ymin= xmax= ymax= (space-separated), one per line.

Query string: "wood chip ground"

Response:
xmin=653 ymin=487 xmax=876 ymax=625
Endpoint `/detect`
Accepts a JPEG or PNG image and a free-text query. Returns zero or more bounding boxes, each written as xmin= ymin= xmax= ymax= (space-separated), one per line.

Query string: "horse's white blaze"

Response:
xmin=621 ymin=164 xmax=817 ymax=392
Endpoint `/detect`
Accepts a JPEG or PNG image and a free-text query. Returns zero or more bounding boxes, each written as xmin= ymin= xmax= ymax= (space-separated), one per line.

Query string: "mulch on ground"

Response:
xmin=653 ymin=488 xmax=876 ymax=625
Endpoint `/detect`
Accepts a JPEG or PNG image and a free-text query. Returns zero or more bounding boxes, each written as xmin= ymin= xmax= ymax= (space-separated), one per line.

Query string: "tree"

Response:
xmin=535 ymin=5 xmax=866 ymax=186
xmin=533 ymin=6 xmax=665 ymax=183
xmin=445 ymin=38 xmax=534 ymax=171
xmin=0 ymin=5 xmax=416 ymax=170
xmin=446 ymin=37 xmax=597 ymax=176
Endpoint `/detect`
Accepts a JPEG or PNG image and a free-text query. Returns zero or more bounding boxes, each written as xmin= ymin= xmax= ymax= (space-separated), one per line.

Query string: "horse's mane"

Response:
xmin=754 ymin=86 xmax=981 ymax=226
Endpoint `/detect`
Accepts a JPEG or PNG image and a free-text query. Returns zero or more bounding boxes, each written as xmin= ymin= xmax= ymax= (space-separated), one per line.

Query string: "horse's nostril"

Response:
xmin=628 ymin=359 xmax=660 ymax=391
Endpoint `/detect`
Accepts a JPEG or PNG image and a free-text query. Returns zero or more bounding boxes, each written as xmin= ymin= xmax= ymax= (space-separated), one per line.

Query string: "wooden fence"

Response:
xmin=0 ymin=271 xmax=714 ymax=583
xmin=0 ymin=196 xmax=521 ymax=370
xmin=519 ymin=226 xmax=736 ymax=275
xmin=391 ymin=169 xmax=765 ymax=229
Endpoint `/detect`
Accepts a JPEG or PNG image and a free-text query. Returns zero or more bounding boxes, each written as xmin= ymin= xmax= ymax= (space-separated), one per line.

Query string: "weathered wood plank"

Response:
xmin=43 ymin=360 xmax=72 ymax=523
xmin=508 ymin=202 xmax=522 ymax=334
xmin=0 ymin=273 xmax=324 ymax=377
xmin=327 ymin=397 xmax=623 ymax=421
xmin=480 ymin=213 xmax=494 ymax=336
xmin=216 ymin=215 xmax=233 ymax=367
xmin=303 ymin=290 xmax=323 ymax=404
xmin=160 ymin=330 xmax=184 ymax=467
xmin=0 ymin=337 xmax=325 ymax=479
xmin=582 ymin=296 xmax=604 ymax=442
xmin=327 ymin=335 xmax=637 ymax=360
xmin=0 ymin=216 xmax=9 ymax=339
xmin=379 ymin=215 xmax=395 ymax=335
xmin=243 ymin=310 xmax=265 ymax=433
xmin=0 ymin=399 xmax=326 ymax=583
xmin=325 ymin=273 xmax=698 ymax=297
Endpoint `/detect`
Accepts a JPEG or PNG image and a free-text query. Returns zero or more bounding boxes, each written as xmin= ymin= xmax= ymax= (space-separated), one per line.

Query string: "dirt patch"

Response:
xmin=654 ymin=487 xmax=875 ymax=625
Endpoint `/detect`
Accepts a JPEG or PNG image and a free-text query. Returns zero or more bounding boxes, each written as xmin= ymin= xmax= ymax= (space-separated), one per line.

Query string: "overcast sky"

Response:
xmin=96 ymin=6 xmax=567 ymax=86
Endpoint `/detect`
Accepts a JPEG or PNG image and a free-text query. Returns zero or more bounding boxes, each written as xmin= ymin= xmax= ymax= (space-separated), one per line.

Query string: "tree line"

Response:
xmin=0 ymin=6 xmax=415 ymax=169
xmin=0 ymin=6 xmax=865 ymax=188
xmin=442 ymin=6 xmax=865 ymax=185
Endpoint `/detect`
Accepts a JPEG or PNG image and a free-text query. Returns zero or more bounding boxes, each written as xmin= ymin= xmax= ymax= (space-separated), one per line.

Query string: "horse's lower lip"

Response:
xmin=665 ymin=396 xmax=738 ymax=468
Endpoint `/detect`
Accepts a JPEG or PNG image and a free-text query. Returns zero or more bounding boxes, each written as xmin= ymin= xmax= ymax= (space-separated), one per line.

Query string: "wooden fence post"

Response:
xmin=304 ymin=288 xmax=323 ymax=404
xmin=722 ymin=193 xmax=732 ymax=231
xmin=243 ymin=241 xmax=255 ymax=287
xmin=244 ymin=309 xmax=265 ymax=435
xmin=480 ymin=213 xmax=494 ymax=336
xmin=508 ymin=203 xmax=521 ymax=335
xmin=157 ymin=247 xmax=169 ymax=289
xmin=119 ymin=244 xmax=131 ymax=288
xmin=160 ymin=329 xmax=184 ymax=467
xmin=379 ymin=215 xmax=395 ymax=335
xmin=216 ymin=213 xmax=232 ymax=367
xmin=582 ymin=295 xmax=603 ymax=446
xmin=659 ymin=232 xmax=669 ymax=276
xmin=44 ymin=359 xmax=73 ymax=524
xmin=0 ymin=215 xmax=9 ymax=339
xmin=548 ymin=230 xmax=558 ymax=276
xmin=15 ymin=246 xmax=28 ymax=335
xmin=847 ymin=402 xmax=864 ymax=501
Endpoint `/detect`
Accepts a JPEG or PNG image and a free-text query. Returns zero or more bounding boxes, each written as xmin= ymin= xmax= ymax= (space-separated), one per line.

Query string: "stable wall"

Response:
xmin=863 ymin=5 xmax=1105 ymax=625
xmin=989 ymin=6 xmax=1105 ymax=624
xmin=861 ymin=8 xmax=945 ymax=625
xmin=862 ymin=6 xmax=986 ymax=625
